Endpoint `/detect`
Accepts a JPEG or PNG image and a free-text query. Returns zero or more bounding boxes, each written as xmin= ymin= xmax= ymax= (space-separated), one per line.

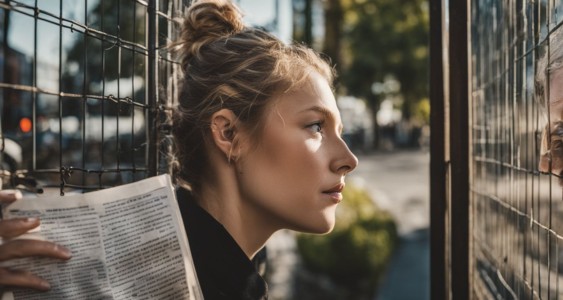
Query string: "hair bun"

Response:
xmin=177 ymin=0 xmax=244 ymax=68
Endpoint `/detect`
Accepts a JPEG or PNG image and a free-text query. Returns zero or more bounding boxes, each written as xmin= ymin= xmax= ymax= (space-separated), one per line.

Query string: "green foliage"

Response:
xmin=412 ymin=97 xmax=430 ymax=125
xmin=64 ymin=1 xmax=147 ymax=83
xmin=61 ymin=1 xmax=149 ymax=116
xmin=339 ymin=0 xmax=429 ymax=118
xmin=296 ymin=184 xmax=398 ymax=297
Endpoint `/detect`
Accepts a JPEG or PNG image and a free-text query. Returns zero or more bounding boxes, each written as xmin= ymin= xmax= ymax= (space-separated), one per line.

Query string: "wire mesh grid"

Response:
xmin=0 ymin=0 xmax=187 ymax=195
xmin=471 ymin=0 xmax=563 ymax=298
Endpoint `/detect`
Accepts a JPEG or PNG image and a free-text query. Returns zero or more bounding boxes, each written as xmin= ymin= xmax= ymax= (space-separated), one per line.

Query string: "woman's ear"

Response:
xmin=210 ymin=109 xmax=239 ymax=161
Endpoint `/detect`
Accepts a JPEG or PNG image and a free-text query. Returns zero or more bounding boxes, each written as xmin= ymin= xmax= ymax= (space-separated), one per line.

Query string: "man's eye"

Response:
xmin=552 ymin=121 xmax=563 ymax=138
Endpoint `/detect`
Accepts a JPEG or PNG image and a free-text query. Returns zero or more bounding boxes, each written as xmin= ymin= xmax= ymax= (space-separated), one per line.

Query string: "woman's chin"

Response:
xmin=296 ymin=219 xmax=336 ymax=235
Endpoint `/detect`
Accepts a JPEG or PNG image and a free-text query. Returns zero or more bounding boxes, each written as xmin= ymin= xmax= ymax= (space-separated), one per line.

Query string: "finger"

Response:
xmin=0 ymin=239 xmax=72 ymax=262
xmin=0 ymin=217 xmax=40 ymax=238
xmin=0 ymin=268 xmax=51 ymax=291
xmin=0 ymin=190 xmax=22 ymax=205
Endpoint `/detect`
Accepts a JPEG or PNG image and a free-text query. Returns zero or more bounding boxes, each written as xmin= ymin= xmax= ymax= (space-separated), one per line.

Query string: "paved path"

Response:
xmin=349 ymin=150 xmax=430 ymax=300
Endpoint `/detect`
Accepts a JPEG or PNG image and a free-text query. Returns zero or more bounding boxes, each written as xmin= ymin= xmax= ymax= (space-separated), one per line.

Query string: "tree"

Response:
xmin=61 ymin=0 xmax=147 ymax=116
xmin=323 ymin=0 xmax=344 ymax=75
xmin=340 ymin=0 xmax=429 ymax=121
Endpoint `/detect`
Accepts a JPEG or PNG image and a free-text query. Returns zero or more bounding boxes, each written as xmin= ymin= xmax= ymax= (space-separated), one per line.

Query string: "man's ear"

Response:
xmin=210 ymin=109 xmax=239 ymax=161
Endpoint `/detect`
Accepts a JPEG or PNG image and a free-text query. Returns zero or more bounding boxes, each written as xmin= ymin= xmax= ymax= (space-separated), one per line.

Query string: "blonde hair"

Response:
xmin=171 ymin=0 xmax=334 ymax=190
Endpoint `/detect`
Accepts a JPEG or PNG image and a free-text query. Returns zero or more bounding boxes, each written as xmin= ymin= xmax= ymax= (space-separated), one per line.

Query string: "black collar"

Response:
xmin=177 ymin=188 xmax=268 ymax=300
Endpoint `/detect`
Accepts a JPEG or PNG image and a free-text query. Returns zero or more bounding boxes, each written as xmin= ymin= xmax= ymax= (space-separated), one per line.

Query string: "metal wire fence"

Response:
xmin=0 ymin=0 xmax=187 ymax=195
xmin=470 ymin=0 xmax=563 ymax=298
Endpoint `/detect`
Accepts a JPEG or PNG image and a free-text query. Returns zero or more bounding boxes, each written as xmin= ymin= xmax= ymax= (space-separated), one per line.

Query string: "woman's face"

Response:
xmin=540 ymin=68 xmax=563 ymax=182
xmin=235 ymin=71 xmax=358 ymax=234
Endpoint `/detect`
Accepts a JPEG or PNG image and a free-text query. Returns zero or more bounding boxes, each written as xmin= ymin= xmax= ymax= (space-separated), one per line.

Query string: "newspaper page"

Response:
xmin=0 ymin=174 xmax=203 ymax=300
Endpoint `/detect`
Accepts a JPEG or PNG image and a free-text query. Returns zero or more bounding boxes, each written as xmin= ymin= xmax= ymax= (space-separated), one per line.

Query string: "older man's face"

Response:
xmin=539 ymin=68 xmax=563 ymax=184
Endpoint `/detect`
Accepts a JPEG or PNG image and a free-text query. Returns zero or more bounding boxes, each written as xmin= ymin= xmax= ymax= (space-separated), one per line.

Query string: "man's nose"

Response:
xmin=539 ymin=152 xmax=552 ymax=173
xmin=539 ymin=149 xmax=563 ymax=175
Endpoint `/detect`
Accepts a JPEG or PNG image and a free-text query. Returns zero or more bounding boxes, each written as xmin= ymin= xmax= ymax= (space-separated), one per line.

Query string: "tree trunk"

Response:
xmin=322 ymin=0 xmax=343 ymax=74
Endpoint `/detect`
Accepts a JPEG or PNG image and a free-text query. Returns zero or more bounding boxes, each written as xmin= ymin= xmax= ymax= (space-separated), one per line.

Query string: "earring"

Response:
xmin=227 ymin=147 xmax=234 ymax=164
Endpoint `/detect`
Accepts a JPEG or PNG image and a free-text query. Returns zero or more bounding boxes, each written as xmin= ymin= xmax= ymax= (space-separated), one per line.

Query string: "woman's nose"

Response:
xmin=331 ymin=138 xmax=359 ymax=175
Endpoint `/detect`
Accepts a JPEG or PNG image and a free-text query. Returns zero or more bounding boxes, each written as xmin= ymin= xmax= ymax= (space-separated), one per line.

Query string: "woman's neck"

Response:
xmin=197 ymin=179 xmax=278 ymax=260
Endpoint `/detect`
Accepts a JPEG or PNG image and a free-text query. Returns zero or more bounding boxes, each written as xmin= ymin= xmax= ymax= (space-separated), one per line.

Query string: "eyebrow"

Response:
xmin=551 ymin=97 xmax=563 ymax=106
xmin=300 ymin=105 xmax=344 ymax=134
xmin=300 ymin=105 xmax=332 ymax=117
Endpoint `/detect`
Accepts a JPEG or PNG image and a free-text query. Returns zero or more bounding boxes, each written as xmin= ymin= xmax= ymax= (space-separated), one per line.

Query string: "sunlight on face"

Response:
xmin=235 ymin=71 xmax=358 ymax=234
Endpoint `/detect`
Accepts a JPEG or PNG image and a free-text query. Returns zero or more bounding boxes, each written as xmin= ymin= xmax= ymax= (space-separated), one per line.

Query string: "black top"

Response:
xmin=177 ymin=188 xmax=268 ymax=300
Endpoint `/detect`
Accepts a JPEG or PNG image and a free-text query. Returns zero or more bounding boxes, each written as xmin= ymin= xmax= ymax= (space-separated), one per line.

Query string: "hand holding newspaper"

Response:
xmin=0 ymin=174 xmax=203 ymax=300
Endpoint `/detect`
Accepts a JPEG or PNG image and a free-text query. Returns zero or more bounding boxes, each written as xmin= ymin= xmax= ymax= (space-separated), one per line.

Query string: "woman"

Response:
xmin=0 ymin=0 xmax=358 ymax=298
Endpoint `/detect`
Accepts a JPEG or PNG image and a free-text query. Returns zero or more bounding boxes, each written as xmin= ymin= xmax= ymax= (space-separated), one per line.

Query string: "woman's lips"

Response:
xmin=323 ymin=191 xmax=343 ymax=203
xmin=322 ymin=183 xmax=344 ymax=203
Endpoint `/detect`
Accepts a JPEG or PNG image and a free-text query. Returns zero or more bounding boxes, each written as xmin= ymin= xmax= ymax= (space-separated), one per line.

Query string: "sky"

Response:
xmin=5 ymin=0 xmax=293 ymax=95
xmin=7 ymin=0 xmax=293 ymax=63
xmin=238 ymin=0 xmax=293 ymax=43
xmin=7 ymin=0 xmax=97 ymax=63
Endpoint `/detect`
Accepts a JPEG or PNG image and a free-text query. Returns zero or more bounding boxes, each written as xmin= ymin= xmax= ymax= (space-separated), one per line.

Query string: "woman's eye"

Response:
xmin=307 ymin=122 xmax=323 ymax=134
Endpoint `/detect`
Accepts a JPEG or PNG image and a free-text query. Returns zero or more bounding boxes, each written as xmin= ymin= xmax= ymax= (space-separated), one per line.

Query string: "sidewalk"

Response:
xmin=349 ymin=150 xmax=430 ymax=300
xmin=375 ymin=228 xmax=429 ymax=300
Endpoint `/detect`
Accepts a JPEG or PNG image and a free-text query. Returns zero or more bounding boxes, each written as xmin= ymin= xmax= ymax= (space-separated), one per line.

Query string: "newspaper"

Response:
xmin=0 ymin=174 xmax=203 ymax=300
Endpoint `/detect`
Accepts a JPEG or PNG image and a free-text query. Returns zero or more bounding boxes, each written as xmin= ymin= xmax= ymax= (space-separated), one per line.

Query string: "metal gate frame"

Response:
xmin=433 ymin=1 xmax=563 ymax=299
xmin=0 ymin=0 xmax=188 ymax=193
xmin=430 ymin=0 xmax=470 ymax=299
